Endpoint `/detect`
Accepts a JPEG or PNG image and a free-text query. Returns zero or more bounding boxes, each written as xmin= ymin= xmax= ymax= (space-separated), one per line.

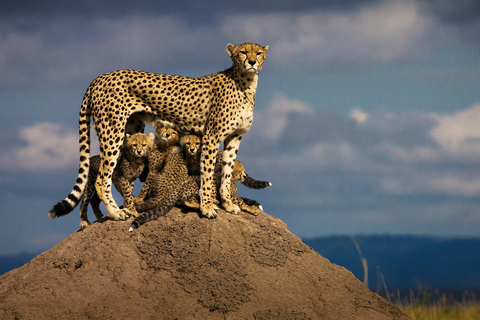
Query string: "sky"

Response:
xmin=1 ymin=0 xmax=480 ymax=256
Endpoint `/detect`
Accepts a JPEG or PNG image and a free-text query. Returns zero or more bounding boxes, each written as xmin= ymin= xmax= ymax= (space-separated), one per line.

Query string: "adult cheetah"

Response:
xmin=50 ymin=43 xmax=268 ymax=220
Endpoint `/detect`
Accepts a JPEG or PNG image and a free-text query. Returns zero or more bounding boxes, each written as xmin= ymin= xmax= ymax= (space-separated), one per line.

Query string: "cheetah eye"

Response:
xmin=256 ymin=52 xmax=262 ymax=56
xmin=132 ymin=144 xmax=137 ymax=147
xmin=142 ymin=144 xmax=146 ymax=147
xmin=240 ymin=51 xmax=247 ymax=55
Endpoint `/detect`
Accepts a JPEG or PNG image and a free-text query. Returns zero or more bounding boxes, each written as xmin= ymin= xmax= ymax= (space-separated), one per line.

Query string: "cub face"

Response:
xmin=125 ymin=132 xmax=154 ymax=157
xmin=226 ymin=43 xmax=269 ymax=73
xmin=155 ymin=126 xmax=180 ymax=146
xmin=181 ymin=134 xmax=202 ymax=156
xmin=231 ymin=160 xmax=247 ymax=182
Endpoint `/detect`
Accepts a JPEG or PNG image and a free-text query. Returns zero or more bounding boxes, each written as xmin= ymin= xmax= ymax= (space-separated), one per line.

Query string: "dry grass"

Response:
xmin=391 ymin=289 xmax=480 ymax=320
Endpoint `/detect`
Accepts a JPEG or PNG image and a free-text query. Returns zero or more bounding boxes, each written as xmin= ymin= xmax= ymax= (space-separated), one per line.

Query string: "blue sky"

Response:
xmin=1 ymin=0 xmax=480 ymax=255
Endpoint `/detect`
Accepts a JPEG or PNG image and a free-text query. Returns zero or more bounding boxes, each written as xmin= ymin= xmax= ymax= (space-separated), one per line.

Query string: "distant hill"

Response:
xmin=304 ymin=235 xmax=480 ymax=293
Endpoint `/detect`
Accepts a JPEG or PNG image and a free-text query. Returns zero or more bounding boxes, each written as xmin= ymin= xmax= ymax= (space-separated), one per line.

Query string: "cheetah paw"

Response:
xmin=124 ymin=206 xmax=139 ymax=218
xmin=200 ymin=203 xmax=218 ymax=219
xmin=106 ymin=209 xmax=128 ymax=221
xmin=128 ymin=210 xmax=139 ymax=218
xmin=80 ymin=220 xmax=90 ymax=230
xmin=184 ymin=199 xmax=200 ymax=210
xmin=223 ymin=202 xmax=241 ymax=215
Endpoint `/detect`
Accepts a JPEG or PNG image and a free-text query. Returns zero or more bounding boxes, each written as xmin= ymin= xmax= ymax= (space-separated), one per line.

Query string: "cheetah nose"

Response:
xmin=248 ymin=60 xmax=256 ymax=66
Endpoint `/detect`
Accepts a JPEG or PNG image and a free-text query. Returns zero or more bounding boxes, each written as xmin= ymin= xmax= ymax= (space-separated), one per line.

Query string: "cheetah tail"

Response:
xmin=129 ymin=201 xmax=174 ymax=232
xmin=48 ymin=88 xmax=92 ymax=219
xmin=241 ymin=173 xmax=272 ymax=190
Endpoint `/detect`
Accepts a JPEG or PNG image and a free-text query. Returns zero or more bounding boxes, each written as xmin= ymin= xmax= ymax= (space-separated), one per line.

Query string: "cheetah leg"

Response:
xmin=199 ymin=136 xmax=220 ymax=218
xmin=114 ymin=177 xmax=138 ymax=217
xmin=180 ymin=177 xmax=201 ymax=210
xmin=95 ymin=170 xmax=127 ymax=220
xmin=233 ymin=196 xmax=262 ymax=216
xmin=95 ymin=126 xmax=128 ymax=221
xmin=220 ymin=134 xmax=243 ymax=214
xmin=79 ymin=187 xmax=92 ymax=230
xmin=90 ymin=193 xmax=104 ymax=220
xmin=80 ymin=181 xmax=104 ymax=229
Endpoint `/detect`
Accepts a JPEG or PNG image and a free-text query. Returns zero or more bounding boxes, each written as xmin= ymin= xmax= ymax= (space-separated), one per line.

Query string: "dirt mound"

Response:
xmin=0 ymin=208 xmax=408 ymax=319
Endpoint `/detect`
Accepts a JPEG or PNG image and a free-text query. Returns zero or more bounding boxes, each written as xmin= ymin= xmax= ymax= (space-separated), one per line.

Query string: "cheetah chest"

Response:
xmin=234 ymin=97 xmax=254 ymax=131
xmin=117 ymin=159 xmax=145 ymax=180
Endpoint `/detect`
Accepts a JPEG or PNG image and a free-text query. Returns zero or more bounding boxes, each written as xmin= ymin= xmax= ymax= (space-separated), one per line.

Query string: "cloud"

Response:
xmin=430 ymin=103 xmax=480 ymax=158
xmin=221 ymin=0 xmax=451 ymax=69
xmin=7 ymin=96 xmax=480 ymax=203
xmin=0 ymin=0 xmax=460 ymax=88
xmin=234 ymin=97 xmax=480 ymax=237
xmin=0 ymin=15 xmax=223 ymax=88
xmin=0 ymin=122 xmax=99 ymax=172
xmin=244 ymin=94 xmax=480 ymax=200
xmin=257 ymin=92 xmax=313 ymax=141
xmin=350 ymin=109 xmax=369 ymax=124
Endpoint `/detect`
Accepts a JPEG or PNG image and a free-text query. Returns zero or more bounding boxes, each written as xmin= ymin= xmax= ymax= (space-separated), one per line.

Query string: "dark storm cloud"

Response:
xmin=5 ymin=0 xmax=480 ymax=24
xmin=1 ymin=0 xmax=380 ymax=19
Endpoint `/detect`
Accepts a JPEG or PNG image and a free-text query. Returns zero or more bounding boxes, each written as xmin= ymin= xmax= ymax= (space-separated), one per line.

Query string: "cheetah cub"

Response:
xmin=135 ymin=121 xmax=182 ymax=203
xmin=181 ymin=133 xmax=271 ymax=213
xmin=48 ymin=132 xmax=154 ymax=229
xmin=129 ymin=146 xmax=199 ymax=231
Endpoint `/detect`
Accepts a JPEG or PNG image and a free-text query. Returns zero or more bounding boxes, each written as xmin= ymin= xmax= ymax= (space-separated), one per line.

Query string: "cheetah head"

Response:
xmin=154 ymin=126 xmax=181 ymax=147
xmin=125 ymin=132 xmax=154 ymax=158
xmin=231 ymin=160 xmax=247 ymax=182
xmin=226 ymin=43 xmax=269 ymax=74
xmin=181 ymin=134 xmax=202 ymax=156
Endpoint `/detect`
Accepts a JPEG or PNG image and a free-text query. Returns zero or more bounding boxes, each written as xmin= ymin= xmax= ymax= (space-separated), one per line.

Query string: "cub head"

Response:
xmin=154 ymin=125 xmax=181 ymax=147
xmin=181 ymin=134 xmax=202 ymax=156
xmin=226 ymin=43 xmax=269 ymax=73
xmin=231 ymin=160 xmax=247 ymax=182
xmin=124 ymin=132 xmax=154 ymax=157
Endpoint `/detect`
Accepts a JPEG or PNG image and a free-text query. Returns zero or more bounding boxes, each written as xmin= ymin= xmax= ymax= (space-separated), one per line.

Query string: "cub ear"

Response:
xmin=126 ymin=133 xmax=131 ymax=138
xmin=226 ymin=43 xmax=236 ymax=57
xmin=148 ymin=132 xmax=155 ymax=141
xmin=263 ymin=45 xmax=269 ymax=53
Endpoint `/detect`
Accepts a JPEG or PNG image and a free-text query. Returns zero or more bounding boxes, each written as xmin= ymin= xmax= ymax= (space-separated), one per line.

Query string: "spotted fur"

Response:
xmin=135 ymin=123 xmax=181 ymax=203
xmin=181 ymin=133 xmax=271 ymax=214
xmin=47 ymin=43 xmax=269 ymax=222
xmin=129 ymin=147 xmax=199 ymax=231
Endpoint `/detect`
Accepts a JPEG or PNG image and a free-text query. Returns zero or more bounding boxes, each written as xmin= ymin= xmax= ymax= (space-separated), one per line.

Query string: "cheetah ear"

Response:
xmin=148 ymin=132 xmax=155 ymax=141
xmin=263 ymin=45 xmax=269 ymax=53
xmin=126 ymin=133 xmax=131 ymax=138
xmin=226 ymin=43 xmax=236 ymax=57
